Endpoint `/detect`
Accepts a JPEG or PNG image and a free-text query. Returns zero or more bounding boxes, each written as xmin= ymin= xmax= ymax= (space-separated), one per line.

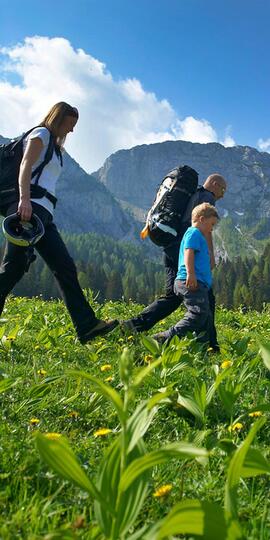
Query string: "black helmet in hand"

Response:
xmin=2 ymin=213 xmax=45 ymax=247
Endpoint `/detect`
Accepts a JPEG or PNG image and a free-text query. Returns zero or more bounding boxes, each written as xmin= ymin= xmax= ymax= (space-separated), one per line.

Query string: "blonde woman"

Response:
xmin=0 ymin=102 xmax=118 ymax=343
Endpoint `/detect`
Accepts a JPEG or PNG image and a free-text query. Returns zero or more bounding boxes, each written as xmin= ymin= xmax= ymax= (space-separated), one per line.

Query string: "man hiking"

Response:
xmin=121 ymin=173 xmax=227 ymax=352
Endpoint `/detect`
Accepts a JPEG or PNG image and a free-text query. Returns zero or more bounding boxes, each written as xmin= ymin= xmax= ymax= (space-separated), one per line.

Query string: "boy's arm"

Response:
xmin=205 ymin=232 xmax=215 ymax=269
xmin=184 ymin=248 xmax=198 ymax=290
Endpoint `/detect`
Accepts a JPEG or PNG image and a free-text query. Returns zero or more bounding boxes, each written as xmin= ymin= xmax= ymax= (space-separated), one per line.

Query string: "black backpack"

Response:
xmin=142 ymin=165 xmax=198 ymax=247
xmin=0 ymin=127 xmax=60 ymax=209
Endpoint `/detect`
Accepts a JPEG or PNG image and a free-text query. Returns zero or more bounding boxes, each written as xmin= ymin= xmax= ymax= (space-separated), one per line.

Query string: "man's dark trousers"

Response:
xmin=0 ymin=202 xmax=98 ymax=339
xmin=130 ymin=238 xmax=218 ymax=348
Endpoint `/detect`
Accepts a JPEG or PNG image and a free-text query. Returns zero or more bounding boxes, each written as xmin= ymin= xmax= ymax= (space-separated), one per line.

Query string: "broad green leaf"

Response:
xmin=94 ymin=437 xmax=148 ymax=539
xmin=156 ymin=499 xmax=242 ymax=540
xmin=259 ymin=341 xmax=270 ymax=370
xmin=66 ymin=370 xmax=125 ymax=423
xmin=36 ymin=433 xmax=103 ymax=503
xmin=177 ymin=394 xmax=205 ymax=422
xmin=225 ymin=417 xmax=266 ymax=518
xmin=133 ymin=358 xmax=162 ymax=387
xmin=7 ymin=325 xmax=20 ymax=340
xmin=241 ymin=447 xmax=270 ymax=478
xmin=165 ymin=359 xmax=190 ymax=377
xmin=23 ymin=314 xmax=32 ymax=326
xmin=127 ymin=401 xmax=158 ymax=453
xmin=146 ymin=388 xmax=173 ymax=410
xmin=119 ymin=442 xmax=208 ymax=493
xmin=141 ymin=335 xmax=161 ymax=356
xmin=194 ymin=381 xmax=207 ymax=412
xmin=218 ymin=386 xmax=236 ymax=417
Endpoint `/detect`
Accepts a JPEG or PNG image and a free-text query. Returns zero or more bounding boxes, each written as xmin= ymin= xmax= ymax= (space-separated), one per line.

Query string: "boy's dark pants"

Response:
xmin=168 ymin=279 xmax=210 ymax=340
xmin=130 ymin=239 xmax=218 ymax=347
xmin=0 ymin=202 xmax=97 ymax=338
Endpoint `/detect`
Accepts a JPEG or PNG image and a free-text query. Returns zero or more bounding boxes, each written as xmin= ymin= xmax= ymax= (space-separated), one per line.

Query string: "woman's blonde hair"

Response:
xmin=40 ymin=102 xmax=79 ymax=145
xmin=192 ymin=202 xmax=219 ymax=222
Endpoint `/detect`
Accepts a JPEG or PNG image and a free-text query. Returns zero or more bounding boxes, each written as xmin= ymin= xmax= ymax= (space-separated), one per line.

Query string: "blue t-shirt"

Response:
xmin=176 ymin=227 xmax=212 ymax=288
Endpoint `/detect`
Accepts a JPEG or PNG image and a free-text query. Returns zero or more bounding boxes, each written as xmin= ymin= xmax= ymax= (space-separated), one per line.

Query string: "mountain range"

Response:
xmin=1 ymin=134 xmax=270 ymax=259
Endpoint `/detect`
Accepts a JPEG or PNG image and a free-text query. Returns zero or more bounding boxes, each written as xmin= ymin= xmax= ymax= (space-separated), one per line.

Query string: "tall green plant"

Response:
xmin=35 ymin=348 xmax=207 ymax=539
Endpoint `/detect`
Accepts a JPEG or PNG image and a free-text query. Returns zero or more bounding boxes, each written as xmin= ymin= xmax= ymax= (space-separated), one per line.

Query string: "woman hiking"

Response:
xmin=0 ymin=102 xmax=118 ymax=343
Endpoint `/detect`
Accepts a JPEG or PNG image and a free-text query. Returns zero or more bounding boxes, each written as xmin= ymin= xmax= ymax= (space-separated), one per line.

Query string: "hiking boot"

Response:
xmin=79 ymin=319 xmax=119 ymax=344
xmin=152 ymin=331 xmax=170 ymax=345
xmin=120 ymin=319 xmax=139 ymax=334
xmin=207 ymin=344 xmax=220 ymax=354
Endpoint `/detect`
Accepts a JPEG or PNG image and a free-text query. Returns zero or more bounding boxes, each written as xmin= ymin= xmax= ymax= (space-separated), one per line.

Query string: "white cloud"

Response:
xmin=258 ymin=138 xmax=270 ymax=152
xmin=172 ymin=116 xmax=218 ymax=143
xmin=0 ymin=36 xmax=235 ymax=171
xmin=220 ymin=125 xmax=235 ymax=147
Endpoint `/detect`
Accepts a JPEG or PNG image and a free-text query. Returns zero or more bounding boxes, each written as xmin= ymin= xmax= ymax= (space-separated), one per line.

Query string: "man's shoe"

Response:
xmin=120 ymin=319 xmax=139 ymax=334
xmin=152 ymin=332 xmax=170 ymax=345
xmin=208 ymin=344 xmax=220 ymax=354
xmin=79 ymin=319 xmax=119 ymax=344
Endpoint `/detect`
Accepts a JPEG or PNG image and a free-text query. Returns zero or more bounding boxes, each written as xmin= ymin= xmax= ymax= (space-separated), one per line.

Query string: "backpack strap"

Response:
xmin=32 ymin=131 xmax=56 ymax=185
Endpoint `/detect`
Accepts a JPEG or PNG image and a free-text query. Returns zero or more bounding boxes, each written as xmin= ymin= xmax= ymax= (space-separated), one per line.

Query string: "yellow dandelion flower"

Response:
xmin=68 ymin=411 xmax=79 ymax=418
xmin=29 ymin=417 xmax=40 ymax=425
xmin=228 ymin=422 xmax=244 ymax=432
xmin=44 ymin=433 xmax=62 ymax=440
xmin=248 ymin=411 xmax=263 ymax=418
xmin=100 ymin=364 xmax=112 ymax=372
xmin=37 ymin=368 xmax=47 ymax=376
xmin=221 ymin=360 xmax=233 ymax=369
xmin=144 ymin=354 xmax=154 ymax=364
xmin=93 ymin=428 xmax=112 ymax=437
xmin=153 ymin=484 xmax=173 ymax=498
xmin=104 ymin=376 xmax=113 ymax=383
xmin=127 ymin=335 xmax=134 ymax=341
xmin=207 ymin=347 xmax=213 ymax=352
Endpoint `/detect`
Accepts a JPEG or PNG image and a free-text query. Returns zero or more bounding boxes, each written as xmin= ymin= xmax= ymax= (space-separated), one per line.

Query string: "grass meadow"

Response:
xmin=0 ymin=294 xmax=270 ymax=539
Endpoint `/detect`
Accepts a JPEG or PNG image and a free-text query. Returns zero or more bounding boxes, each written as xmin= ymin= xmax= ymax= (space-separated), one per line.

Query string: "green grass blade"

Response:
xmin=224 ymin=417 xmax=266 ymax=518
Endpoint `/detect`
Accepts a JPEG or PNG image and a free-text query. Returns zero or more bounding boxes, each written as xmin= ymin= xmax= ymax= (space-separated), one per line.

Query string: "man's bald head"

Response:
xmin=203 ymin=174 xmax=227 ymax=200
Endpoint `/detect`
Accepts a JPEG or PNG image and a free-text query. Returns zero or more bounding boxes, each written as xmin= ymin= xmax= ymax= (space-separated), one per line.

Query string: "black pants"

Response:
xmin=130 ymin=239 xmax=218 ymax=347
xmin=0 ymin=202 xmax=97 ymax=338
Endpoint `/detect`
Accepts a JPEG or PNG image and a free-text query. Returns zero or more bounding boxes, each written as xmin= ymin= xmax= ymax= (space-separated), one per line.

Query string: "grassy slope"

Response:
xmin=0 ymin=295 xmax=269 ymax=539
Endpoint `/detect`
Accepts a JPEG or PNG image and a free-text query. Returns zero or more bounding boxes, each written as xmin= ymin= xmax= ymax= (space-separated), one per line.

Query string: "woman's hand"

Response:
xmin=17 ymin=198 xmax=33 ymax=221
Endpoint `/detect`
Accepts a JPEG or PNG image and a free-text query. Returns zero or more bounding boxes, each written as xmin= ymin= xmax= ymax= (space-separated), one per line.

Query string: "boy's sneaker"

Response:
xmin=120 ymin=319 xmax=139 ymax=334
xmin=79 ymin=319 xmax=119 ymax=344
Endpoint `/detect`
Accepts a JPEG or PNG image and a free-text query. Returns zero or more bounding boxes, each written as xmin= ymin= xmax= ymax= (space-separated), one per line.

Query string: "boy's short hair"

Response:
xmin=192 ymin=202 xmax=219 ymax=222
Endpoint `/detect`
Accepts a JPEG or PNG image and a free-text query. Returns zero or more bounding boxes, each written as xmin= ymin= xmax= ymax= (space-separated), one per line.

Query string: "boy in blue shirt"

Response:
xmin=152 ymin=203 xmax=219 ymax=345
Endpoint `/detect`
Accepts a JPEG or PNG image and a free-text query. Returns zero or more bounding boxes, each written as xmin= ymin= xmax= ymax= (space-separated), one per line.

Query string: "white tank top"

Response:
xmin=23 ymin=127 xmax=62 ymax=215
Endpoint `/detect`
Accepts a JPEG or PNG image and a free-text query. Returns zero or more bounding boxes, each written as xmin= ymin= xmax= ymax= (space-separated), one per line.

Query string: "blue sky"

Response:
xmin=1 ymin=0 xmax=269 ymax=171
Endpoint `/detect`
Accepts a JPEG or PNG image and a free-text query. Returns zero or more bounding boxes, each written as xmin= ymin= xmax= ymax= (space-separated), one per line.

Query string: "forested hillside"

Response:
xmin=1 ymin=228 xmax=270 ymax=311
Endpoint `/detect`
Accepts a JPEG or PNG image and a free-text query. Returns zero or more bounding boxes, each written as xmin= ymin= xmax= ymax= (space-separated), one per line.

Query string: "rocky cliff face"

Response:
xmin=0 ymin=136 xmax=139 ymax=240
xmin=94 ymin=140 xmax=270 ymax=258
xmin=94 ymin=140 xmax=270 ymax=226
